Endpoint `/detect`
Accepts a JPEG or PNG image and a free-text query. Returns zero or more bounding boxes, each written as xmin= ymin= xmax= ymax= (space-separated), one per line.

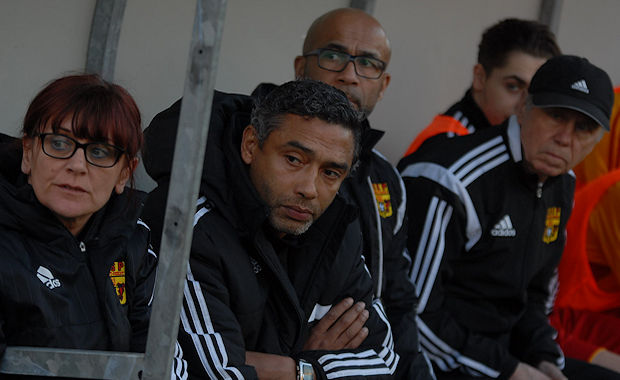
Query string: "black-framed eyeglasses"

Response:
xmin=37 ymin=133 xmax=125 ymax=168
xmin=303 ymin=48 xmax=386 ymax=79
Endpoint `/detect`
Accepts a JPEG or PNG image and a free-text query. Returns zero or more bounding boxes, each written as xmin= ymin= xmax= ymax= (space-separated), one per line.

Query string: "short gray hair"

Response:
xmin=251 ymin=79 xmax=362 ymax=163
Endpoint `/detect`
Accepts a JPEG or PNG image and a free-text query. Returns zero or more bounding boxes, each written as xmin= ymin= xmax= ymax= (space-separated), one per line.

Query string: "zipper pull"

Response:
xmin=536 ymin=182 xmax=543 ymax=199
xmin=79 ymin=241 xmax=86 ymax=253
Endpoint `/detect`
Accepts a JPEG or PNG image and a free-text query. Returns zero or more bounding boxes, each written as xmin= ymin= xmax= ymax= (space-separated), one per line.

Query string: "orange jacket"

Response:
xmin=402 ymin=115 xmax=469 ymax=157
xmin=555 ymin=168 xmax=620 ymax=312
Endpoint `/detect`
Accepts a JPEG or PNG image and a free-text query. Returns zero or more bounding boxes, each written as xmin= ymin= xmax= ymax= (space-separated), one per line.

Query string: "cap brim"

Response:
xmin=532 ymin=92 xmax=610 ymax=130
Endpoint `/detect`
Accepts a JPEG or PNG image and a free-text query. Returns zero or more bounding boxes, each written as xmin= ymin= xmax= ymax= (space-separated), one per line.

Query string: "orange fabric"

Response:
xmin=402 ymin=115 xmax=469 ymax=157
xmin=572 ymin=86 xmax=620 ymax=188
xmin=555 ymin=168 xmax=620 ymax=312
xmin=587 ymin=182 xmax=620 ymax=293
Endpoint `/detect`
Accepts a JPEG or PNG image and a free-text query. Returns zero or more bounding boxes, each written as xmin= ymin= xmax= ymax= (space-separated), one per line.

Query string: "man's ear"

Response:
xmin=21 ymin=137 xmax=33 ymax=175
xmin=294 ymin=56 xmax=306 ymax=80
xmin=377 ymin=72 xmax=391 ymax=102
xmin=241 ymin=125 xmax=259 ymax=164
xmin=114 ymin=157 xmax=137 ymax=194
xmin=472 ymin=63 xmax=487 ymax=92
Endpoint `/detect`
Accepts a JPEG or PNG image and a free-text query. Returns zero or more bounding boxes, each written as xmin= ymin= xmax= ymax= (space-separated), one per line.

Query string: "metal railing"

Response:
xmin=0 ymin=0 xmax=226 ymax=378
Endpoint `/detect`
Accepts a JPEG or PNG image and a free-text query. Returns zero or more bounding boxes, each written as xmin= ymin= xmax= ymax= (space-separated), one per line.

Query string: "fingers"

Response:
xmin=329 ymin=301 xmax=369 ymax=348
xmin=313 ymin=297 xmax=354 ymax=333
xmin=303 ymin=298 xmax=370 ymax=351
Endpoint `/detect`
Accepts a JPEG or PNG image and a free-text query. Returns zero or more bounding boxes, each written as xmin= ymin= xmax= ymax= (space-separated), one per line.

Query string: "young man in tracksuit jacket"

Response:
xmin=397 ymin=56 xmax=617 ymax=379
xmin=403 ymin=18 xmax=560 ymax=156
xmin=291 ymin=9 xmax=433 ymax=379
xmin=142 ymin=80 xmax=399 ymax=379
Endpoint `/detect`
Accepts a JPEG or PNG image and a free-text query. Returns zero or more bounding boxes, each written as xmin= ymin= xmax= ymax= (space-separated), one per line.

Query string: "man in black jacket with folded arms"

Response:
xmin=143 ymin=80 xmax=399 ymax=379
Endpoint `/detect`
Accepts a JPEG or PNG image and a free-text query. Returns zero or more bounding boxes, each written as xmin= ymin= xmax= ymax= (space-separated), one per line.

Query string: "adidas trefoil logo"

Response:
xmin=571 ymin=79 xmax=590 ymax=94
xmin=491 ymin=215 xmax=516 ymax=237
xmin=37 ymin=266 xmax=61 ymax=289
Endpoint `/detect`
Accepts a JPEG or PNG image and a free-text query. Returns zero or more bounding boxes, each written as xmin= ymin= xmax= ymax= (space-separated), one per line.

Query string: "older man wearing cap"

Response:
xmin=398 ymin=55 xmax=619 ymax=380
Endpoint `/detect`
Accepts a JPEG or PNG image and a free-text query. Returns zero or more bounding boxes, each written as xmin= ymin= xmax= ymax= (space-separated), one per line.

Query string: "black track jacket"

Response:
xmin=0 ymin=134 xmax=157 ymax=357
xmin=251 ymin=82 xmax=432 ymax=380
xmin=397 ymin=117 xmax=571 ymax=379
xmin=142 ymin=91 xmax=399 ymax=379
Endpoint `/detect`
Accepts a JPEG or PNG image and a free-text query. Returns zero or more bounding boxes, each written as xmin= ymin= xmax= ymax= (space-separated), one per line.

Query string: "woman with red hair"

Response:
xmin=0 ymin=74 xmax=156 ymax=357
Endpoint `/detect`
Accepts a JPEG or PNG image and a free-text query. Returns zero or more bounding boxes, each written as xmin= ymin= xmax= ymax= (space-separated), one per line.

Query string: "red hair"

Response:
xmin=22 ymin=74 xmax=143 ymax=163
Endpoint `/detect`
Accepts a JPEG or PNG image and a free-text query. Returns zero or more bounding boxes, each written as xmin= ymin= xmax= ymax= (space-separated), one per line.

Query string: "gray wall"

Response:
xmin=2 ymin=1 xmax=619 ymax=190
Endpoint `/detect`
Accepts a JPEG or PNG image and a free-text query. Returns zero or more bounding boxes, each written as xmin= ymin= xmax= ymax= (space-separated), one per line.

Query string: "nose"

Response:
xmin=336 ymin=60 xmax=359 ymax=85
xmin=66 ymin=147 xmax=89 ymax=172
xmin=554 ymin=121 xmax=574 ymax=146
xmin=295 ymin=170 xmax=319 ymax=200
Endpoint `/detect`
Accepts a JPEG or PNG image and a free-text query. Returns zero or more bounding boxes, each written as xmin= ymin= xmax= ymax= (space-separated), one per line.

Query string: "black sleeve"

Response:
xmin=172 ymin=224 xmax=258 ymax=379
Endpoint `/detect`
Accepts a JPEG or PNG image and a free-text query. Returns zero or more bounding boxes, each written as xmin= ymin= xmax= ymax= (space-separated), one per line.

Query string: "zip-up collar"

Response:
xmin=445 ymin=88 xmax=494 ymax=133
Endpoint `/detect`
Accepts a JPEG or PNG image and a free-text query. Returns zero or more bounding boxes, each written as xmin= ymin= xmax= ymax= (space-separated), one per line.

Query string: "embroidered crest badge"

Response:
xmin=109 ymin=261 xmax=126 ymax=304
xmin=372 ymin=182 xmax=392 ymax=218
xmin=542 ymin=207 xmax=561 ymax=244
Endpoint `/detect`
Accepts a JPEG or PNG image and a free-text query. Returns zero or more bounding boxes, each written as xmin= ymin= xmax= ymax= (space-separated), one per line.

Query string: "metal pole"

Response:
xmin=141 ymin=0 xmax=227 ymax=378
xmin=350 ymin=0 xmax=376 ymax=14
xmin=539 ymin=0 xmax=563 ymax=36
xmin=0 ymin=347 xmax=142 ymax=379
xmin=85 ymin=0 xmax=127 ymax=81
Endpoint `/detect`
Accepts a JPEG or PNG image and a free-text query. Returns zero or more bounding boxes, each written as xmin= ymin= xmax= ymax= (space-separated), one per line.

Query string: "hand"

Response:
xmin=591 ymin=349 xmax=620 ymax=373
xmin=303 ymin=297 xmax=369 ymax=351
xmin=509 ymin=362 xmax=552 ymax=380
xmin=538 ymin=360 xmax=568 ymax=380
xmin=245 ymin=351 xmax=296 ymax=380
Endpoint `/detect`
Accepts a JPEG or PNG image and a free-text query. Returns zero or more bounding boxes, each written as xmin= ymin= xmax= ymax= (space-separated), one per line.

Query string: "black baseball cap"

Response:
xmin=529 ymin=55 xmax=614 ymax=130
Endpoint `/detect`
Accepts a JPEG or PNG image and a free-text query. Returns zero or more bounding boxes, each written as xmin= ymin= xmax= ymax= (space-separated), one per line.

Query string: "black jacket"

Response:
xmin=0 ymin=135 xmax=157 ymax=358
xmin=397 ymin=117 xmax=570 ymax=379
xmin=143 ymin=92 xmax=399 ymax=379
xmin=253 ymin=83 xmax=433 ymax=380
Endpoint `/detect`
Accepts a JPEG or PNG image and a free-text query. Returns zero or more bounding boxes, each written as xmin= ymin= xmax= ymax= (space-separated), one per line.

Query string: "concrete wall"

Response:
xmin=2 ymin=1 xmax=619 ymax=190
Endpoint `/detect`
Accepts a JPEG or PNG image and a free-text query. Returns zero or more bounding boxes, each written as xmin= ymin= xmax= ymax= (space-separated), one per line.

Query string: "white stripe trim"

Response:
xmin=454 ymin=144 xmax=505 ymax=180
xmin=507 ymin=116 xmax=522 ymax=161
xmin=461 ymin=153 xmax=510 ymax=187
xmin=171 ymin=341 xmax=188 ymax=380
xmin=418 ymin=317 xmax=500 ymax=378
xmin=372 ymin=299 xmax=394 ymax=350
xmin=410 ymin=197 xmax=438 ymax=294
xmin=326 ymin=367 xmax=393 ymax=379
xmin=180 ymin=264 xmax=244 ymax=379
xmin=137 ymin=218 xmax=151 ymax=230
xmin=194 ymin=207 xmax=210 ymax=227
xmin=401 ymin=162 xmax=482 ymax=250
xmin=416 ymin=201 xmax=447 ymax=302
xmin=449 ymin=136 xmax=503 ymax=175
xmin=366 ymin=176 xmax=384 ymax=298
xmin=196 ymin=195 xmax=207 ymax=207
xmin=417 ymin=201 xmax=452 ymax=312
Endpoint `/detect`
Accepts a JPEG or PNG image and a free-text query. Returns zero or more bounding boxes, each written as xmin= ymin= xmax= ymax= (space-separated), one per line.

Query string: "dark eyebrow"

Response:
xmin=322 ymin=43 xmax=381 ymax=60
xmin=502 ymin=75 xmax=527 ymax=86
xmin=286 ymin=140 xmax=350 ymax=172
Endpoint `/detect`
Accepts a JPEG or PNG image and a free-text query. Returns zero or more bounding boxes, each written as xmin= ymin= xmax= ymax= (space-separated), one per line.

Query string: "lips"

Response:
xmin=283 ymin=205 xmax=313 ymax=222
xmin=543 ymin=151 xmax=567 ymax=164
xmin=57 ymin=184 xmax=87 ymax=193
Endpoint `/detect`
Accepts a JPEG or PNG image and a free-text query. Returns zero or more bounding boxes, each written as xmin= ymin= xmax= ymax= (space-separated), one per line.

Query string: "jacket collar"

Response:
xmin=450 ymin=89 xmax=494 ymax=133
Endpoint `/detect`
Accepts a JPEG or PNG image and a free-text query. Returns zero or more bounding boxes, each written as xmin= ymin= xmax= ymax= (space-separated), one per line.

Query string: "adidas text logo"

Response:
xmin=571 ymin=80 xmax=589 ymax=94
xmin=37 ymin=266 xmax=61 ymax=289
xmin=491 ymin=215 xmax=516 ymax=237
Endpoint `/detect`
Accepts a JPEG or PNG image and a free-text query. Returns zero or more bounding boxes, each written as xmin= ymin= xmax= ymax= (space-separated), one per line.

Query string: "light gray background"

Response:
xmin=2 ymin=1 xmax=619 ymax=190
